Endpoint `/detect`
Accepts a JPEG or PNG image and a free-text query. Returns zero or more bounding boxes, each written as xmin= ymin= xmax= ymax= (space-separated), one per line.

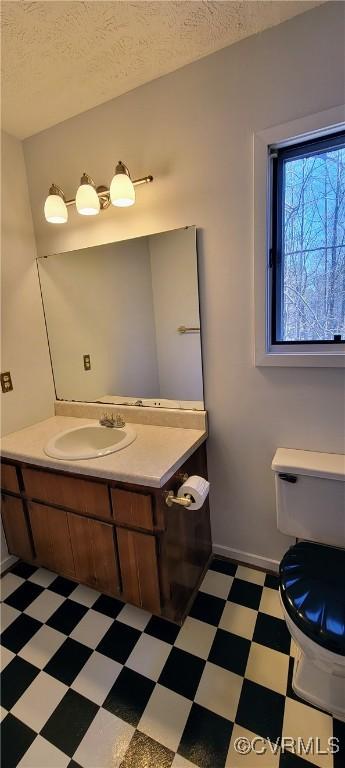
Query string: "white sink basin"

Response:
xmin=44 ymin=423 xmax=136 ymax=460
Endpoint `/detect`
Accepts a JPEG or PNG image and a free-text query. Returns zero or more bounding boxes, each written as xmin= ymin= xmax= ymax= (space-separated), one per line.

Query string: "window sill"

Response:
xmin=256 ymin=347 xmax=345 ymax=368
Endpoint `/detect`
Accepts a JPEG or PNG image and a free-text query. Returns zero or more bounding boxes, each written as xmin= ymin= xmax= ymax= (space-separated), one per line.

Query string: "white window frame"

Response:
xmin=254 ymin=105 xmax=345 ymax=367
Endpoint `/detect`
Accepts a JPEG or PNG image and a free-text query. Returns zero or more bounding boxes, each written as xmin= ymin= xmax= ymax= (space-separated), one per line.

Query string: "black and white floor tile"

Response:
xmin=1 ymin=558 xmax=344 ymax=768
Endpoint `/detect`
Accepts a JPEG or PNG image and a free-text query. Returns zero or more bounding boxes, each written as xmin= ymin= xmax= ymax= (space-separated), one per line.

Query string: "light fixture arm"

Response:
xmin=49 ymin=183 xmax=66 ymax=200
xmin=65 ymin=174 xmax=153 ymax=207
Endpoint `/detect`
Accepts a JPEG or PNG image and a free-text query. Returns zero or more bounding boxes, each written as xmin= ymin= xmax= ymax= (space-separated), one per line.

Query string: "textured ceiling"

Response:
xmin=2 ymin=0 xmax=323 ymax=139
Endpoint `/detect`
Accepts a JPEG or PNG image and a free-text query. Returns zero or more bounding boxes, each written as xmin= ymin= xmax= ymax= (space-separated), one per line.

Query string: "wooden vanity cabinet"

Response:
xmin=0 ymin=444 xmax=211 ymax=623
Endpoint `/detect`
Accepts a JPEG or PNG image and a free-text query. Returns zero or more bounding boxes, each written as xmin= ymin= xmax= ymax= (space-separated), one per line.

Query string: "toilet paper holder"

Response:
xmin=165 ymin=490 xmax=193 ymax=508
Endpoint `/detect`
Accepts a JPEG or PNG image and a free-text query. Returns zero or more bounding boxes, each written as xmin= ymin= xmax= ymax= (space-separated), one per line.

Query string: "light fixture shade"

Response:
xmin=44 ymin=186 xmax=68 ymax=224
xmin=75 ymin=174 xmax=100 ymax=216
xmin=110 ymin=161 xmax=135 ymax=207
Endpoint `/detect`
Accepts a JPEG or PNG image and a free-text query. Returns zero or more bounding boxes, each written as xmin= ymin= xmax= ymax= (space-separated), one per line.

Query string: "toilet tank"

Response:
xmin=272 ymin=448 xmax=345 ymax=547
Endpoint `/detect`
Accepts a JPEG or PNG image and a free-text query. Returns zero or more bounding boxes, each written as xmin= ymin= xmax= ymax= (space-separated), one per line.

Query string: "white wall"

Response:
xmin=149 ymin=227 xmax=203 ymax=401
xmin=38 ymin=238 xmax=159 ymax=401
xmin=1 ymin=131 xmax=55 ymax=568
xmin=23 ymin=3 xmax=345 ymax=567
xmin=1 ymin=132 xmax=55 ymax=434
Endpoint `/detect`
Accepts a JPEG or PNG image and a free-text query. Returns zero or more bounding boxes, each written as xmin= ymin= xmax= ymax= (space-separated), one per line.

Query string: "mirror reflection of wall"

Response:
xmin=38 ymin=226 xmax=204 ymax=410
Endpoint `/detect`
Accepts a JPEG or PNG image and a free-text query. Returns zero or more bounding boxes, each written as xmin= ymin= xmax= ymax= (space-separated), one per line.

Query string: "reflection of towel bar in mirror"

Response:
xmin=178 ymin=326 xmax=200 ymax=334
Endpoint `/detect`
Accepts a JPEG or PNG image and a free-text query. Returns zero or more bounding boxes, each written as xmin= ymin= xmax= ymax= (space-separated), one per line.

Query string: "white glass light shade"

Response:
xmin=44 ymin=194 xmax=68 ymax=224
xmin=110 ymin=172 xmax=135 ymax=207
xmin=75 ymin=183 xmax=100 ymax=215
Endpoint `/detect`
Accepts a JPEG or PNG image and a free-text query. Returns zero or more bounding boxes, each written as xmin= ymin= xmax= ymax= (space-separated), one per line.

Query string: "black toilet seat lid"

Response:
xmin=279 ymin=541 xmax=345 ymax=656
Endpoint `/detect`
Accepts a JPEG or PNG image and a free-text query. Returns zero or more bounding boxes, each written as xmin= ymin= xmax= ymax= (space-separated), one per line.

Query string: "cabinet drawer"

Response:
xmin=111 ymin=488 xmax=153 ymax=530
xmin=28 ymin=501 xmax=75 ymax=577
xmin=1 ymin=463 xmax=19 ymax=494
xmin=1 ymin=494 xmax=33 ymax=561
xmin=22 ymin=467 xmax=111 ymax=520
xmin=68 ymin=513 xmax=120 ymax=596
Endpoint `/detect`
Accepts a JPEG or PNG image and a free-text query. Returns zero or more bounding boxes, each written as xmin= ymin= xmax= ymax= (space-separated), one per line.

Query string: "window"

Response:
xmin=270 ymin=131 xmax=345 ymax=345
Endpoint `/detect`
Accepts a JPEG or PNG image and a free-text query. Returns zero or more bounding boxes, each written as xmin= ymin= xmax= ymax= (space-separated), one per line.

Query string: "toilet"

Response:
xmin=272 ymin=448 xmax=345 ymax=721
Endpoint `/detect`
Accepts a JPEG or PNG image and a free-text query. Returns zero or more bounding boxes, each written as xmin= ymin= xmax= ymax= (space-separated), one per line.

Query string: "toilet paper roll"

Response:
xmin=177 ymin=475 xmax=210 ymax=510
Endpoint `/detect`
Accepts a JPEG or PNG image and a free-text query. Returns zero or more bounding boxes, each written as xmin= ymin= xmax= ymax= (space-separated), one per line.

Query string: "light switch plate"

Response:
xmin=83 ymin=354 xmax=91 ymax=371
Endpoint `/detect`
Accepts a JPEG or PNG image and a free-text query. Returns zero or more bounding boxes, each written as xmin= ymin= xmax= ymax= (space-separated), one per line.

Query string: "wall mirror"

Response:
xmin=38 ymin=226 xmax=204 ymax=410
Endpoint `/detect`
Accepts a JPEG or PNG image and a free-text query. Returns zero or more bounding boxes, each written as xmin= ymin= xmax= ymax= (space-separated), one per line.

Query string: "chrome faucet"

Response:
xmin=99 ymin=413 xmax=126 ymax=428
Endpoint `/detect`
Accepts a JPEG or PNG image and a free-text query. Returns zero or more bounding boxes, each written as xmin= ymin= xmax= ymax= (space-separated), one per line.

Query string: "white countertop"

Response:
xmin=0 ymin=416 xmax=207 ymax=488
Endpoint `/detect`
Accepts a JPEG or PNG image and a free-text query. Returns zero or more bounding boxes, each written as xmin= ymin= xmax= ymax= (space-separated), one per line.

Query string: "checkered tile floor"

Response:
xmin=1 ymin=557 xmax=344 ymax=768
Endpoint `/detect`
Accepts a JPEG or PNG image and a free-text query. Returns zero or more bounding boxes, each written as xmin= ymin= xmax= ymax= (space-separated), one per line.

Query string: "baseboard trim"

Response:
xmin=1 ymin=554 xmax=18 ymax=575
xmin=212 ymin=544 xmax=279 ymax=573
xmin=1 ymin=548 xmax=279 ymax=576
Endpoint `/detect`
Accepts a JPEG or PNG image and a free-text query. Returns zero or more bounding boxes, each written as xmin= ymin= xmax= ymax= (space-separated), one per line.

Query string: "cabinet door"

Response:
xmin=68 ymin=513 xmax=119 ymax=597
xmin=117 ymin=528 xmax=161 ymax=613
xmin=28 ymin=502 xmax=75 ymax=577
xmin=1 ymin=494 xmax=33 ymax=561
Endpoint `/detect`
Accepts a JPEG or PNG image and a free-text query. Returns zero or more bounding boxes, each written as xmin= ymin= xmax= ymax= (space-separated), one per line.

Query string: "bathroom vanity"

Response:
xmin=0 ymin=415 xmax=211 ymax=624
xmin=1 ymin=225 xmax=211 ymax=623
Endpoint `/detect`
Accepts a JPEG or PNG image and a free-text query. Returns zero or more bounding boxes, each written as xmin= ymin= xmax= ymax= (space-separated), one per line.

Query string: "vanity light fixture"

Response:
xmin=44 ymin=161 xmax=153 ymax=223
xmin=110 ymin=161 xmax=135 ymax=207
xmin=44 ymin=184 xmax=68 ymax=224
xmin=75 ymin=173 xmax=100 ymax=216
